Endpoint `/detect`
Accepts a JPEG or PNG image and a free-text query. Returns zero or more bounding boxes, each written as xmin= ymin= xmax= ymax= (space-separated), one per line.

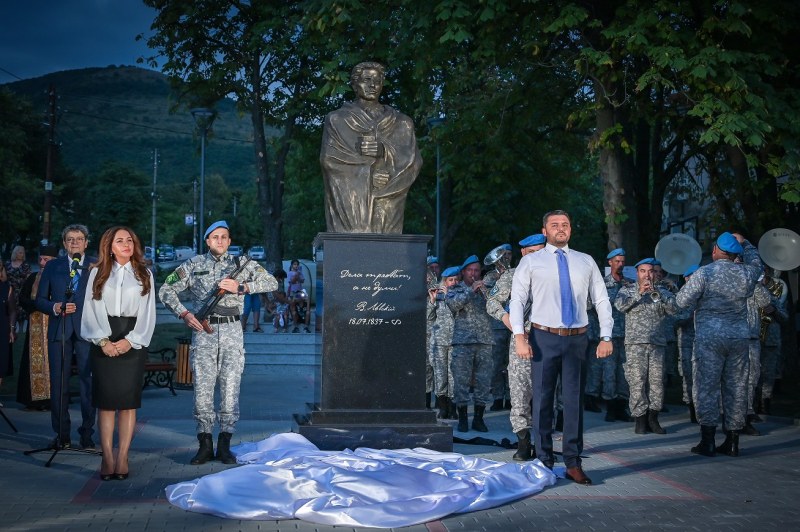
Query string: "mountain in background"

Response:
xmin=4 ymin=65 xmax=258 ymax=190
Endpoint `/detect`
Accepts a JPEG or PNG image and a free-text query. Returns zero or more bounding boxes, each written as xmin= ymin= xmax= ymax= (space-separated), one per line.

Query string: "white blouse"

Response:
xmin=81 ymin=262 xmax=156 ymax=349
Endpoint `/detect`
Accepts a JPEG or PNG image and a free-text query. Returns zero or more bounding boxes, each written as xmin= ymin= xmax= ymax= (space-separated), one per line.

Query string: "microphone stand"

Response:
xmin=25 ymin=264 xmax=101 ymax=466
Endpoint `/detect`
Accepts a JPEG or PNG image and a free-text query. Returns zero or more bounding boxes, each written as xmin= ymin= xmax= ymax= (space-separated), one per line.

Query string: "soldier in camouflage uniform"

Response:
xmin=486 ymin=234 xmax=546 ymax=460
xmin=159 ymin=221 xmax=277 ymax=465
xmin=675 ymin=264 xmax=699 ymax=423
xmin=586 ymin=248 xmax=632 ymax=421
xmin=743 ymin=280 xmax=772 ymax=435
xmin=427 ymin=266 xmax=460 ymax=419
xmin=759 ymin=269 xmax=789 ymax=414
xmin=653 ymin=261 xmax=680 ymax=406
xmin=447 ymin=255 xmax=494 ymax=433
xmin=675 ymin=232 xmax=764 ymax=457
xmin=615 ymin=258 xmax=680 ymax=435
xmin=483 ymin=244 xmax=513 ymax=411
xmin=424 ymin=256 xmax=440 ymax=409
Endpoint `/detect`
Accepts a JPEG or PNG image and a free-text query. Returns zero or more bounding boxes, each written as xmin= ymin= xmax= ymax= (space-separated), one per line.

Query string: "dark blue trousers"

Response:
xmin=530 ymin=329 xmax=587 ymax=468
xmin=48 ymin=334 xmax=95 ymax=440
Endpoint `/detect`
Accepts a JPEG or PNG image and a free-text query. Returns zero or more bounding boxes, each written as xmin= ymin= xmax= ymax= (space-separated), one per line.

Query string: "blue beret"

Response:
xmin=683 ymin=264 xmax=699 ymax=277
xmin=635 ymin=258 xmax=656 ymax=268
xmin=716 ymin=232 xmax=743 ymax=254
xmin=652 ymin=259 xmax=662 ymax=266
xmin=204 ymin=220 xmax=229 ymax=239
xmin=519 ymin=234 xmax=546 ymax=247
xmin=461 ymin=255 xmax=480 ymax=268
xmin=441 ymin=266 xmax=461 ymax=278
xmin=427 ymin=256 xmax=439 ymax=265
xmin=606 ymin=248 xmax=625 ymax=259
xmin=500 ymin=243 xmax=512 ymax=251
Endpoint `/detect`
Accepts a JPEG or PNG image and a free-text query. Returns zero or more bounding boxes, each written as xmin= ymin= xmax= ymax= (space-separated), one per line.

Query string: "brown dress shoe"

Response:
xmin=565 ymin=466 xmax=592 ymax=485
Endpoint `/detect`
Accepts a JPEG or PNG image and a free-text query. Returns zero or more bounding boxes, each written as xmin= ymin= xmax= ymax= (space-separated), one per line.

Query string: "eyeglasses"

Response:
xmin=65 ymin=237 xmax=86 ymax=243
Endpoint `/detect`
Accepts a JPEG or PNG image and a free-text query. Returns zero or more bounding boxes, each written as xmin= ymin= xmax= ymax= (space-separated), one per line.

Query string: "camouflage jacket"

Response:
xmin=158 ymin=252 xmax=277 ymax=317
xmin=615 ymin=284 xmax=680 ymax=345
xmin=674 ymin=241 xmax=763 ymax=340
xmin=446 ymin=281 xmax=493 ymax=345
xmin=427 ymin=292 xmax=455 ymax=346
xmin=605 ymin=273 xmax=634 ymax=338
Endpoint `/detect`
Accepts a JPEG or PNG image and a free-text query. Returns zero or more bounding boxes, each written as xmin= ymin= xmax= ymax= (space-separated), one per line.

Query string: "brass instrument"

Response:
xmin=758 ymin=276 xmax=784 ymax=342
xmin=640 ymin=280 xmax=661 ymax=302
xmin=654 ymin=233 xmax=702 ymax=275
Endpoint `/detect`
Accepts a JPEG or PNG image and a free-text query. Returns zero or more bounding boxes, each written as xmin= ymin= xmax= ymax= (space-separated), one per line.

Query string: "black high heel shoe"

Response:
xmin=100 ymin=473 xmax=114 ymax=481
xmin=113 ymin=472 xmax=129 ymax=480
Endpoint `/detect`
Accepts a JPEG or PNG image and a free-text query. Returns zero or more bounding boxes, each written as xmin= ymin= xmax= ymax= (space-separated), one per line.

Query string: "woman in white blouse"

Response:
xmin=82 ymin=227 xmax=156 ymax=481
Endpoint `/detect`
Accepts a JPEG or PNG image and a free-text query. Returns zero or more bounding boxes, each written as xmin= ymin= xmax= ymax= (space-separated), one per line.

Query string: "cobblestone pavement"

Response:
xmin=1 ymin=369 xmax=798 ymax=531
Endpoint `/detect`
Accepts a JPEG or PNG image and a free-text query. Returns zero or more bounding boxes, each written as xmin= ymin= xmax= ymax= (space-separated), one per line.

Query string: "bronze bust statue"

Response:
xmin=320 ymin=61 xmax=422 ymax=233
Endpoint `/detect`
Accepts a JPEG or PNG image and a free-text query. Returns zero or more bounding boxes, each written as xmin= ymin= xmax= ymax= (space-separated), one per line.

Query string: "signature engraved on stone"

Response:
xmin=355 ymin=301 xmax=396 ymax=312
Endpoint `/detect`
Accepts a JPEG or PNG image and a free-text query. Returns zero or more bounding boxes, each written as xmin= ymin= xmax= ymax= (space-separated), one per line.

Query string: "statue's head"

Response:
xmin=350 ymin=61 xmax=385 ymax=101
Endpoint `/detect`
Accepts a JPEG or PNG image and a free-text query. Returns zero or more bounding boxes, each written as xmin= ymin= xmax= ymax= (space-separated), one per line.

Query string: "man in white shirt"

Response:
xmin=510 ymin=210 xmax=613 ymax=485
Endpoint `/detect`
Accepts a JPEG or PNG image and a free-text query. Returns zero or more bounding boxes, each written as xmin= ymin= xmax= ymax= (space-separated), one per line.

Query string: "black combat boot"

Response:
xmin=616 ymin=398 xmax=633 ymax=422
xmin=190 ymin=433 xmax=215 ymax=465
xmin=688 ymin=402 xmax=698 ymax=424
xmin=503 ymin=399 xmax=512 ymax=410
xmin=425 ymin=393 xmax=432 ymax=410
xmin=584 ymin=395 xmax=602 ymax=413
xmin=634 ymin=414 xmax=648 ymax=434
xmin=690 ymin=425 xmax=716 ymax=457
xmin=437 ymin=396 xmax=449 ymax=419
xmin=604 ymin=399 xmax=618 ymax=422
xmin=512 ymin=429 xmax=532 ymax=461
xmin=457 ymin=405 xmax=469 ymax=432
xmin=449 ymin=399 xmax=459 ymax=420
xmin=216 ymin=432 xmax=236 ymax=464
xmin=741 ymin=415 xmax=761 ymax=436
xmin=472 ymin=404 xmax=489 ymax=432
xmin=648 ymin=410 xmax=666 ymax=434
xmin=490 ymin=398 xmax=505 ymax=411
xmin=716 ymin=430 xmax=739 ymax=457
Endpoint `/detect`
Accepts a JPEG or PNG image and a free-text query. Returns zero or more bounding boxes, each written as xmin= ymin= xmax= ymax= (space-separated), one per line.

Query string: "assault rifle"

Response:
xmin=195 ymin=256 xmax=252 ymax=333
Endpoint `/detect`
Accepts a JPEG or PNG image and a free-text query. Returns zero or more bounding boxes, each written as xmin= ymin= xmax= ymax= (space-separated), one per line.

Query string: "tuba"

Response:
xmin=654 ymin=233 xmax=702 ymax=275
xmin=757 ymin=228 xmax=800 ymax=273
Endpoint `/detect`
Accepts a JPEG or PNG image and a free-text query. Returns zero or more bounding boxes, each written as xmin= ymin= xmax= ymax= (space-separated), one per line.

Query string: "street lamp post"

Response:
xmin=191 ymin=107 xmax=216 ymax=253
xmin=426 ymin=117 xmax=445 ymax=258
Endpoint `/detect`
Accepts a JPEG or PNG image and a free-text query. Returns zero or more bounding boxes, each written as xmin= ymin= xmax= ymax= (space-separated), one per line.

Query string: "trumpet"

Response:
xmin=640 ymin=281 xmax=661 ymax=302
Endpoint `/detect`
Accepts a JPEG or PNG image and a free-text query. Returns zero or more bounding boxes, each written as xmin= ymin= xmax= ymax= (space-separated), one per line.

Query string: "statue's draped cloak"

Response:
xmin=321 ymin=102 xmax=422 ymax=233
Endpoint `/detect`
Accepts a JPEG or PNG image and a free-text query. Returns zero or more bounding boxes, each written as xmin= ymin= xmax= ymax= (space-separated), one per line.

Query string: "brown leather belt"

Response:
xmin=531 ymin=322 xmax=587 ymax=336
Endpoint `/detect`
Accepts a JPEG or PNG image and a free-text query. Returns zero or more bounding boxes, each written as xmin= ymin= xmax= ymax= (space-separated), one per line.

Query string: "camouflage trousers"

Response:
xmin=678 ymin=342 xmax=693 ymax=404
xmin=451 ymin=343 xmax=492 ymax=406
xmin=426 ymin=332 xmax=434 ymax=394
xmin=491 ymin=328 xmax=511 ymax=401
xmin=746 ymin=340 xmax=761 ymax=416
xmin=586 ymin=337 xmax=628 ymax=400
xmin=190 ymin=321 xmax=245 ymax=434
xmin=430 ymin=343 xmax=454 ymax=398
xmin=624 ymin=344 xmax=665 ymax=417
xmin=508 ymin=339 xmax=532 ymax=433
xmin=692 ymin=336 xmax=750 ymax=430
xmin=760 ymin=345 xmax=781 ymax=399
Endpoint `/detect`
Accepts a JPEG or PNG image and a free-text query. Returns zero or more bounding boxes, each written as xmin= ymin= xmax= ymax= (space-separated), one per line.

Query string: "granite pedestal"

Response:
xmin=295 ymin=232 xmax=452 ymax=452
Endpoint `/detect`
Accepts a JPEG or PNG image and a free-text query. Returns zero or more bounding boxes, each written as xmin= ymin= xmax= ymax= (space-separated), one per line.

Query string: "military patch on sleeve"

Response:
xmin=165 ymin=271 xmax=180 ymax=285
xmin=489 ymin=285 xmax=500 ymax=297
xmin=255 ymin=265 xmax=267 ymax=274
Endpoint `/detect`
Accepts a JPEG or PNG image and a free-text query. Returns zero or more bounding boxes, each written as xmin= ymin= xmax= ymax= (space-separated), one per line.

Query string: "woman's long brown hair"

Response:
xmin=91 ymin=226 xmax=151 ymax=300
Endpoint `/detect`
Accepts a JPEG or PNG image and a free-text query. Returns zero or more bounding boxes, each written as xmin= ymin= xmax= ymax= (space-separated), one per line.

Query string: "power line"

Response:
xmin=0 ymin=66 xmax=24 ymax=81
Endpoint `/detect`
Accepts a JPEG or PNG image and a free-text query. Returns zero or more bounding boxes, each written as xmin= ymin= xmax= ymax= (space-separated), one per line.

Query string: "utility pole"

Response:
xmin=151 ymin=148 xmax=159 ymax=271
xmin=42 ymin=85 xmax=57 ymax=245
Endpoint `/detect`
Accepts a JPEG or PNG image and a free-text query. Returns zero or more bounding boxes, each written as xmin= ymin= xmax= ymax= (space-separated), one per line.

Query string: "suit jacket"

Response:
xmin=35 ymin=255 xmax=94 ymax=342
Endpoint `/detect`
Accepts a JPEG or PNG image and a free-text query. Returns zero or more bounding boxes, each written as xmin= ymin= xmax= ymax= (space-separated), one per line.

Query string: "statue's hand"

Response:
xmin=373 ymin=171 xmax=390 ymax=189
xmin=358 ymin=135 xmax=380 ymax=157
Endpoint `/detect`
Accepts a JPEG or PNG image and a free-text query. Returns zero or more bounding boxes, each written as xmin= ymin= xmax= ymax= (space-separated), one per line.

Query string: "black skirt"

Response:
xmin=90 ymin=316 xmax=146 ymax=410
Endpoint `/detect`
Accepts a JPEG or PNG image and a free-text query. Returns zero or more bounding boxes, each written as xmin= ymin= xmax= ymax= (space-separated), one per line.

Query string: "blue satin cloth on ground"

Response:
xmin=165 ymin=433 xmax=557 ymax=528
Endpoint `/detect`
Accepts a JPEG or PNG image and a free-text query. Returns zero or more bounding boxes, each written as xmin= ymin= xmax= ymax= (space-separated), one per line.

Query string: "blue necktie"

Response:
xmin=70 ymin=269 xmax=81 ymax=292
xmin=555 ymin=249 xmax=575 ymax=327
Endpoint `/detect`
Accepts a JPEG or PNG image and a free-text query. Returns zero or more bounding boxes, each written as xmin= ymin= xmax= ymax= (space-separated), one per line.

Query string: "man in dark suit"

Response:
xmin=35 ymin=224 xmax=96 ymax=449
